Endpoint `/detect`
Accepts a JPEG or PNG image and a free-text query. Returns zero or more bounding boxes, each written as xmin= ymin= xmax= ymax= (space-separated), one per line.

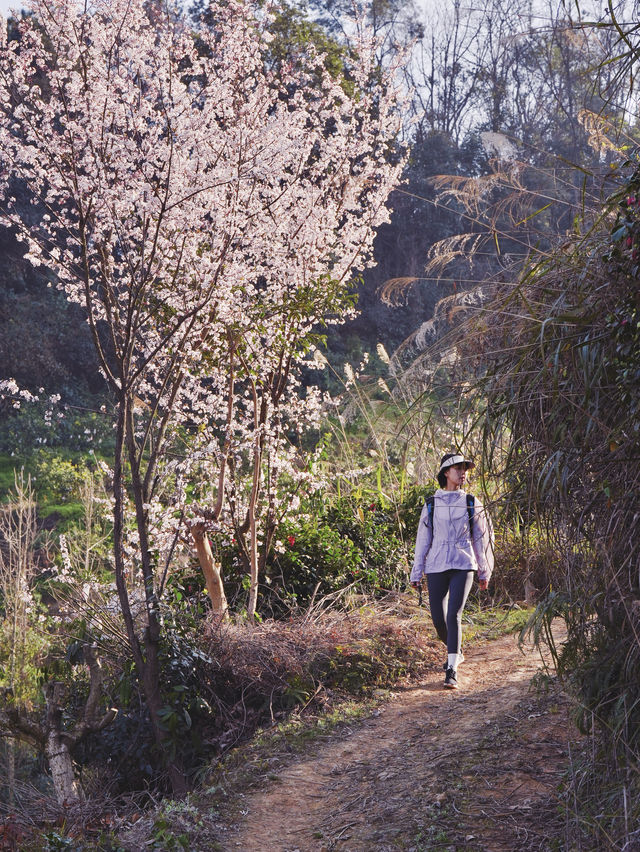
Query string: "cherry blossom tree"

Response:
xmin=182 ymin=28 xmax=408 ymax=618
xmin=0 ymin=0 xmax=405 ymax=790
xmin=169 ymin=37 xmax=408 ymax=618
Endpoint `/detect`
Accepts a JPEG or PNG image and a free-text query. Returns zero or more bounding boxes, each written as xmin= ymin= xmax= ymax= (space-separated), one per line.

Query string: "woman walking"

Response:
xmin=411 ymin=452 xmax=494 ymax=689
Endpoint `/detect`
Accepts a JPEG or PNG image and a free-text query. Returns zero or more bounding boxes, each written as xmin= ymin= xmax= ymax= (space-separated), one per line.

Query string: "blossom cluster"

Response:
xmin=0 ymin=379 xmax=39 ymax=409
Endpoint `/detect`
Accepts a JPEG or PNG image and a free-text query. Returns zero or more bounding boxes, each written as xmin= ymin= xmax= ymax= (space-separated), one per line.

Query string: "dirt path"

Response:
xmin=223 ymin=628 xmax=574 ymax=851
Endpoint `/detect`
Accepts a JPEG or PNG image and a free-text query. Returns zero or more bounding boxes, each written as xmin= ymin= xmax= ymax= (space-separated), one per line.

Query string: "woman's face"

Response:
xmin=444 ymin=462 xmax=467 ymax=490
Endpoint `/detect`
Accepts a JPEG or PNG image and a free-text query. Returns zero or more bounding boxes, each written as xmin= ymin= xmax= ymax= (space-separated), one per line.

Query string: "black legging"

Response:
xmin=426 ymin=569 xmax=474 ymax=655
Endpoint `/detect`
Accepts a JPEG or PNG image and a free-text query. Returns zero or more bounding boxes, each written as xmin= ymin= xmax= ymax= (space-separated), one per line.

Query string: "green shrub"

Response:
xmin=268 ymin=515 xmax=360 ymax=603
xmin=207 ymin=488 xmax=430 ymax=615
xmin=264 ymin=491 xmax=428 ymax=609
xmin=31 ymin=448 xmax=87 ymax=501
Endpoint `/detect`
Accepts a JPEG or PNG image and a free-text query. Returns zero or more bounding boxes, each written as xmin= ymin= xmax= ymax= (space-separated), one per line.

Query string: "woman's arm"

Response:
xmin=472 ymin=497 xmax=494 ymax=585
xmin=410 ymin=502 xmax=432 ymax=584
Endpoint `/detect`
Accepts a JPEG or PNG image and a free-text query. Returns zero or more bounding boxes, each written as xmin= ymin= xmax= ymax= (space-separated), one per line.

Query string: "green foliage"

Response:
xmin=150 ymin=816 xmax=191 ymax=851
xmin=163 ymin=568 xmax=208 ymax=620
xmin=31 ymin=449 xmax=88 ymax=502
xmin=78 ymin=703 xmax=158 ymax=790
xmin=265 ymin=490 xmax=427 ymax=609
xmin=42 ymin=832 xmax=79 ymax=851
xmin=269 ymin=512 xmax=359 ymax=603
xmin=0 ymin=449 xmax=114 ymax=535
xmin=156 ymin=619 xmax=217 ymax=764
xmin=322 ymin=496 xmax=411 ymax=586
xmin=0 ymin=453 xmax=21 ymax=495
xmin=1 ymin=449 xmax=85 ymax=508
xmin=207 ymin=480 xmax=429 ymax=615
xmin=0 ymin=621 xmax=47 ymax=709
xmin=604 ymin=298 xmax=640 ymax=421
xmin=267 ymin=1 xmax=347 ymax=80
xmin=0 ymin=473 xmax=49 ymax=711
xmin=79 ymin=612 xmax=219 ymax=793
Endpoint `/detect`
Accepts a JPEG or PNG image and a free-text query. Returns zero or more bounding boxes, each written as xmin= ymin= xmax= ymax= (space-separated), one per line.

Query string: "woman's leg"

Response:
xmin=426 ymin=571 xmax=452 ymax=646
xmin=445 ymin=570 xmax=474 ymax=654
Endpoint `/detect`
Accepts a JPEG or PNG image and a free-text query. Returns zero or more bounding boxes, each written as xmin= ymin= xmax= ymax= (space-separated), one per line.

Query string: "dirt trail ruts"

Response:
xmin=223 ymin=627 xmax=574 ymax=851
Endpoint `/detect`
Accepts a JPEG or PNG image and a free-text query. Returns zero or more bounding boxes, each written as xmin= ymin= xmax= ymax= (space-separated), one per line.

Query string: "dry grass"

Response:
xmin=199 ymin=593 xmax=440 ymax=751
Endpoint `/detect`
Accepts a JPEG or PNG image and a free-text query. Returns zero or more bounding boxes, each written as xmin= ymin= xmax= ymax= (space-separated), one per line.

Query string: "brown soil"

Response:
xmin=222 ymin=628 xmax=575 ymax=852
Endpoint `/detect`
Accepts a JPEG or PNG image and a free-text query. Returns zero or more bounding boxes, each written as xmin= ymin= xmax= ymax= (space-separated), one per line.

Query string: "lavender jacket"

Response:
xmin=410 ymin=489 xmax=494 ymax=583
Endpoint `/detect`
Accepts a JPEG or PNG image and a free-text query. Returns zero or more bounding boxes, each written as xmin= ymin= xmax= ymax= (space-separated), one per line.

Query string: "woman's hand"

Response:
xmin=478 ymin=578 xmax=488 ymax=591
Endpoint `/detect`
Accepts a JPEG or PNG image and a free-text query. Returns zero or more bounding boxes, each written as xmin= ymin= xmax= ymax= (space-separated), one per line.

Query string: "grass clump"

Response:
xmin=463 ymin=599 xmax=533 ymax=643
xmin=200 ymin=593 xmax=440 ymax=739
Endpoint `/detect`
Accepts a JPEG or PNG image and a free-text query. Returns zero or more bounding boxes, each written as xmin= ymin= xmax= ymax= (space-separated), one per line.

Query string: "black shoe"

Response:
xmin=444 ymin=666 xmax=458 ymax=689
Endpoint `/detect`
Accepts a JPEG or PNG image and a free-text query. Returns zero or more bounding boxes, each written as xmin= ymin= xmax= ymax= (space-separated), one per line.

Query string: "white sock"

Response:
xmin=448 ymin=653 xmax=461 ymax=670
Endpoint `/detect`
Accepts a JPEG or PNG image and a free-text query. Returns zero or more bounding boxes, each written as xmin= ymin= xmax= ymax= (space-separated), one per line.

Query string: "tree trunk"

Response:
xmin=247 ymin=513 xmax=259 ymax=622
xmin=126 ymin=406 xmax=190 ymax=797
xmin=246 ymin=439 xmax=262 ymax=621
xmin=112 ymin=397 xmax=189 ymax=796
xmin=190 ymin=524 xmax=228 ymax=620
xmin=45 ymin=730 xmax=84 ymax=805
xmin=6 ymin=737 xmax=15 ymax=806
xmin=246 ymin=395 xmax=265 ymax=622
xmin=141 ymin=649 xmax=189 ymax=797
xmin=44 ymin=681 xmax=84 ymax=805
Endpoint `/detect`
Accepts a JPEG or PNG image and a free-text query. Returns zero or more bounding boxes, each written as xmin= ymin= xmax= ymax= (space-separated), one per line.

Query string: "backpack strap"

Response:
xmin=425 ymin=495 xmax=434 ymax=529
xmin=466 ymin=494 xmax=475 ymax=537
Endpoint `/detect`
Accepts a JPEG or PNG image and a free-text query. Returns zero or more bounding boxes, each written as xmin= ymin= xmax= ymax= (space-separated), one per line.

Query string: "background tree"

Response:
xmin=338 ymin=0 xmax=635 ymax=358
